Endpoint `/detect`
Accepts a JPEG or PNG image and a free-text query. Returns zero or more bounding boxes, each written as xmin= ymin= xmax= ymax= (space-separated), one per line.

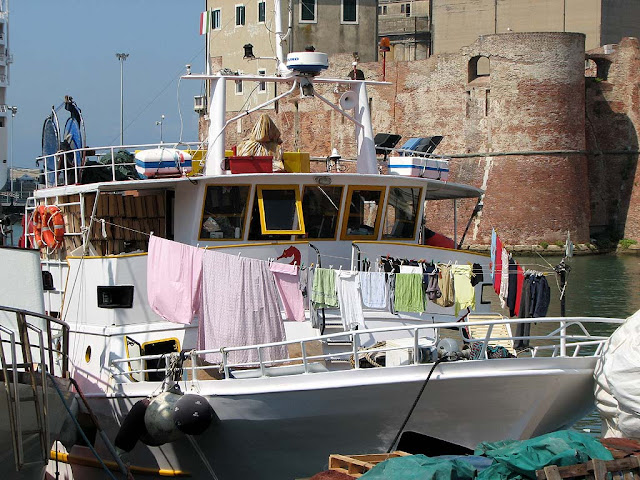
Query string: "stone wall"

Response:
xmin=202 ymin=32 xmax=640 ymax=246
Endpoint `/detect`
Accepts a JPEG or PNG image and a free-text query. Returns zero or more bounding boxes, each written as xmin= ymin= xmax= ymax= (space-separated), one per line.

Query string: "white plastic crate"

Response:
xmin=388 ymin=156 xmax=449 ymax=180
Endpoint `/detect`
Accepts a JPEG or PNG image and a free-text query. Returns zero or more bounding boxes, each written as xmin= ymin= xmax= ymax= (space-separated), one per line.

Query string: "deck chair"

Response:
xmin=464 ymin=314 xmax=517 ymax=357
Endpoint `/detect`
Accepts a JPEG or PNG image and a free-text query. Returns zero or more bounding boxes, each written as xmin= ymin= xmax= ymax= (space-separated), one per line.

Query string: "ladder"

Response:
xmin=0 ymin=310 xmax=52 ymax=471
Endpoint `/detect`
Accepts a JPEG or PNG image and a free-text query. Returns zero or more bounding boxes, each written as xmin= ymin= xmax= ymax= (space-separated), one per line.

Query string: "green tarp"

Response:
xmin=359 ymin=431 xmax=613 ymax=480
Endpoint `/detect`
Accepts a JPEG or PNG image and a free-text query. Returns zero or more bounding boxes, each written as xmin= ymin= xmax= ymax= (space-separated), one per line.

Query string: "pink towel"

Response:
xmin=199 ymin=250 xmax=287 ymax=365
xmin=147 ymin=236 xmax=204 ymax=325
xmin=270 ymin=262 xmax=305 ymax=322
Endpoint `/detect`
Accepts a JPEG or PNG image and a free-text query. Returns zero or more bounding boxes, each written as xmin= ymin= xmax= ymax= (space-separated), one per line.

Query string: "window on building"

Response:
xmin=341 ymin=186 xmax=385 ymax=240
xmin=236 ymin=5 xmax=246 ymax=25
xmin=212 ymin=9 xmax=221 ymax=29
xmin=199 ymin=185 xmax=251 ymax=240
xmin=378 ymin=5 xmax=387 ymax=15
xmin=258 ymin=69 xmax=267 ymax=93
xmin=342 ymin=0 xmax=358 ymax=23
xmin=383 ymin=187 xmax=421 ymax=239
xmin=258 ymin=1 xmax=266 ymax=22
xmin=299 ymin=185 xmax=344 ymax=239
xmin=235 ymin=79 xmax=243 ymax=94
xmin=400 ymin=3 xmax=410 ymax=16
xmin=300 ymin=0 xmax=316 ymax=22
xmin=468 ymin=55 xmax=490 ymax=82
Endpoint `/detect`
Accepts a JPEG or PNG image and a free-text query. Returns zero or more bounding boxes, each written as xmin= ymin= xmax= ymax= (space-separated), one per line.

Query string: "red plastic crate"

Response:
xmin=228 ymin=156 xmax=273 ymax=174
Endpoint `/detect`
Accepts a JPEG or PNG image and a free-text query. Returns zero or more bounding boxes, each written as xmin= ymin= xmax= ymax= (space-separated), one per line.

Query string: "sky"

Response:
xmin=8 ymin=1 xmax=206 ymax=169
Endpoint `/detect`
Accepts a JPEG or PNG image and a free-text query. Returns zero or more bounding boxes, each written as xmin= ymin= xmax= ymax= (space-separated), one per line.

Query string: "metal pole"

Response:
xmin=115 ymin=53 xmax=129 ymax=145
xmin=9 ymin=109 xmax=13 ymax=192
xmin=453 ymin=199 xmax=458 ymax=248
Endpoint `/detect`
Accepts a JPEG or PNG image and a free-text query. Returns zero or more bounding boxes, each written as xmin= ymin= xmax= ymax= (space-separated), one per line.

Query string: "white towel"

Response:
xmin=359 ymin=272 xmax=388 ymax=309
xmin=335 ymin=271 xmax=365 ymax=330
xmin=400 ymin=265 xmax=422 ymax=274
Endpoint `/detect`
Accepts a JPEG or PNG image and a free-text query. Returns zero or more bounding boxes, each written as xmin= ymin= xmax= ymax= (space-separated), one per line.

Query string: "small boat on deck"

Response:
xmin=17 ymin=41 xmax=625 ymax=480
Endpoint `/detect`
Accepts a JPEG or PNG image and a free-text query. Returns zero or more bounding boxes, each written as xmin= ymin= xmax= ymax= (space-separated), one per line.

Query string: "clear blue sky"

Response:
xmin=9 ymin=1 xmax=205 ymax=168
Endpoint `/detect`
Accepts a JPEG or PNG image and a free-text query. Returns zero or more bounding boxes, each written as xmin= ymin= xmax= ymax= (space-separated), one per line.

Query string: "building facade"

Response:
xmin=431 ymin=0 xmax=640 ymax=55
xmin=377 ymin=0 xmax=430 ymax=60
xmin=204 ymin=0 xmax=377 ymax=112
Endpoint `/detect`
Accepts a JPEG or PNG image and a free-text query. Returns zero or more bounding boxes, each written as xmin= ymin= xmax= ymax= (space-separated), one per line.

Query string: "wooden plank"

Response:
xmin=593 ymin=459 xmax=608 ymax=480
xmin=116 ymin=195 xmax=125 ymax=218
xmin=124 ymin=196 xmax=135 ymax=217
xmin=134 ymin=196 xmax=145 ymax=218
xmin=543 ymin=465 xmax=563 ymax=480
xmin=145 ymin=195 xmax=157 ymax=217
xmin=156 ymin=193 xmax=166 ymax=217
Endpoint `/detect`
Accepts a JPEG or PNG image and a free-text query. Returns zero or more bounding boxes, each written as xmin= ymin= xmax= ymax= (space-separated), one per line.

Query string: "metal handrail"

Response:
xmin=110 ymin=316 xmax=621 ymax=381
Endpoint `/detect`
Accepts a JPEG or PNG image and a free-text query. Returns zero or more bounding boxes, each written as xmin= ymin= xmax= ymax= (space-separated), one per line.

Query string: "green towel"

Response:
xmin=311 ymin=267 xmax=339 ymax=308
xmin=394 ymin=273 xmax=425 ymax=313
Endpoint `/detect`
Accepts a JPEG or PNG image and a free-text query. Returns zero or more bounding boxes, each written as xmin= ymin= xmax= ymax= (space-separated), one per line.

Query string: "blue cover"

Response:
xmin=64 ymin=117 xmax=83 ymax=166
xmin=399 ymin=138 xmax=422 ymax=153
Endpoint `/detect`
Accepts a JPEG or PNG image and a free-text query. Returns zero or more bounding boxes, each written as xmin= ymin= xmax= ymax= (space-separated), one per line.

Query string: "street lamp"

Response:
xmin=115 ymin=52 xmax=129 ymax=145
xmin=156 ymin=115 xmax=165 ymax=144
xmin=8 ymin=106 xmax=17 ymax=193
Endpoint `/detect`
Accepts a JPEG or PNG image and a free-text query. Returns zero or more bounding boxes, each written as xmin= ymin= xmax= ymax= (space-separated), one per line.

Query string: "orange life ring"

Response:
xmin=33 ymin=205 xmax=65 ymax=250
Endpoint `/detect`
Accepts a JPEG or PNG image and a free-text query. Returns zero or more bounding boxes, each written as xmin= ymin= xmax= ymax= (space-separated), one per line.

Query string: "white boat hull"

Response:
xmin=78 ymin=356 xmax=595 ymax=479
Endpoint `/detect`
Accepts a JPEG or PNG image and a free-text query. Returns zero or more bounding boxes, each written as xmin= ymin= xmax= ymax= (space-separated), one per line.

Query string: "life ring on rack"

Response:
xmin=33 ymin=205 xmax=65 ymax=250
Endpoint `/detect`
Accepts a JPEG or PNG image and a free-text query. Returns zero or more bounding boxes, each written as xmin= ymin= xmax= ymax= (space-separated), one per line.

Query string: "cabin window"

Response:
xmin=97 ymin=285 xmax=134 ymax=308
xmin=255 ymin=185 xmax=305 ymax=235
xmin=142 ymin=338 xmax=180 ymax=382
xmin=300 ymin=185 xmax=344 ymax=239
xmin=200 ymin=185 xmax=250 ymax=240
xmin=341 ymin=186 xmax=385 ymax=240
xmin=300 ymin=0 xmax=316 ymax=22
xmin=383 ymin=187 xmax=422 ymax=239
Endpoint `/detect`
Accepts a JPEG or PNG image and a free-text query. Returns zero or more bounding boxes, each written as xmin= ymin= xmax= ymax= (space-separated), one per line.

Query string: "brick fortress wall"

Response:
xmin=203 ymin=32 xmax=640 ymax=246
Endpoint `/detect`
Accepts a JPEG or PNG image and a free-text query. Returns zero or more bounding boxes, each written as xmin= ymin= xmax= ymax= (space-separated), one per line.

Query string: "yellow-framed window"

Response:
xmin=298 ymin=184 xmax=344 ymax=240
xmin=199 ymin=184 xmax=251 ymax=240
xmin=256 ymin=185 xmax=306 ymax=235
xmin=383 ymin=187 xmax=422 ymax=240
xmin=340 ymin=185 xmax=386 ymax=240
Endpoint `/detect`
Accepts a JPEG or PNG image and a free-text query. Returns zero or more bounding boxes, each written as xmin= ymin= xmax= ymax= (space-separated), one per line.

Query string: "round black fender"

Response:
xmin=173 ymin=394 xmax=217 ymax=435
xmin=114 ymin=398 xmax=151 ymax=452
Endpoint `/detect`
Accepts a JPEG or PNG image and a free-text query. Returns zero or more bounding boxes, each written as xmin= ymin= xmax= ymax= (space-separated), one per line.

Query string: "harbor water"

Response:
xmin=517 ymin=253 xmax=640 ymax=435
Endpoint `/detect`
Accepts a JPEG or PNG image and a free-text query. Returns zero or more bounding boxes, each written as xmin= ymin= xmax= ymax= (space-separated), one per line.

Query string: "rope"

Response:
xmin=387 ymin=356 xmax=446 ymax=453
xmin=350 ymin=341 xmax=386 ymax=368
xmin=91 ymin=216 xmax=152 ymax=238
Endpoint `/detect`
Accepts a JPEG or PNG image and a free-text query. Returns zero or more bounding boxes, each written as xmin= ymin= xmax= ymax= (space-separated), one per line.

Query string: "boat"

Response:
xmin=17 ymin=36 xmax=625 ymax=480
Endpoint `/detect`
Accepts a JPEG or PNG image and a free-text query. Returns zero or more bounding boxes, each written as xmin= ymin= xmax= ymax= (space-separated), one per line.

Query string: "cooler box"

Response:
xmin=283 ymin=151 xmax=310 ymax=173
xmin=388 ymin=156 xmax=449 ymax=181
xmin=135 ymin=148 xmax=192 ymax=178
xmin=189 ymin=149 xmax=233 ymax=175
xmin=228 ymin=156 xmax=273 ymax=174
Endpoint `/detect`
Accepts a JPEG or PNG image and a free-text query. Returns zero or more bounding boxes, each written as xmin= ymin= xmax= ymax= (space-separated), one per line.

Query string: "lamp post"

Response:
xmin=8 ymin=106 xmax=17 ymax=193
xmin=156 ymin=115 xmax=165 ymax=144
xmin=115 ymin=52 xmax=129 ymax=145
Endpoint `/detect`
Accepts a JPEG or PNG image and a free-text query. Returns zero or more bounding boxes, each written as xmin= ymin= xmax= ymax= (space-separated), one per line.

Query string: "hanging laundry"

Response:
xmin=506 ymin=257 xmax=518 ymax=317
xmin=387 ymin=273 xmax=397 ymax=314
xmin=198 ymin=250 xmax=287 ymax=365
xmin=435 ymin=264 xmax=455 ymax=308
xmin=394 ymin=273 xmax=425 ymax=313
xmin=399 ymin=265 xmax=422 ymax=274
xmin=270 ymin=262 xmax=305 ymax=322
xmin=499 ymin=248 xmax=509 ymax=308
xmin=311 ymin=267 xmax=339 ymax=308
xmin=335 ymin=271 xmax=365 ymax=330
xmin=452 ymin=264 xmax=475 ymax=315
xmin=514 ymin=264 xmax=525 ymax=316
xmin=493 ymin=234 xmax=503 ymax=296
xmin=470 ymin=262 xmax=484 ymax=287
xmin=147 ymin=235 xmax=204 ymax=325
xmin=530 ymin=274 xmax=551 ymax=317
xmin=424 ymin=264 xmax=442 ymax=302
xmin=490 ymin=229 xmax=497 ymax=281
xmin=360 ymin=271 xmax=388 ymax=309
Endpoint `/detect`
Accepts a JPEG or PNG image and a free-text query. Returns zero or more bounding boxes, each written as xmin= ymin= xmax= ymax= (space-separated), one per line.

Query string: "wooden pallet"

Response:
xmin=536 ymin=455 xmax=640 ymax=480
xmin=328 ymin=451 xmax=411 ymax=478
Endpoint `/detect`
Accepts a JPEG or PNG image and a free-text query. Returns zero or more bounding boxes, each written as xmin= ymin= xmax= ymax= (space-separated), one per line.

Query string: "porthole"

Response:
xmin=85 ymin=346 xmax=92 ymax=363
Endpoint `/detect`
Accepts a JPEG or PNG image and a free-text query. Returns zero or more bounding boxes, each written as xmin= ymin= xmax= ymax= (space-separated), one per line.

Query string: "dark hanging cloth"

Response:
xmin=530 ymin=274 xmax=551 ymax=318
xmin=470 ymin=262 xmax=484 ymax=287
xmin=507 ymin=258 xmax=518 ymax=317
xmin=518 ymin=274 xmax=532 ymax=319
xmin=423 ymin=264 xmax=442 ymax=302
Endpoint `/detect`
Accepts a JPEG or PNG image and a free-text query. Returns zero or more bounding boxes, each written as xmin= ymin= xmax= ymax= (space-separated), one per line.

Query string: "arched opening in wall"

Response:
xmin=468 ymin=56 xmax=490 ymax=83
xmin=593 ymin=58 xmax=611 ymax=81
xmin=585 ymin=59 xmax=597 ymax=78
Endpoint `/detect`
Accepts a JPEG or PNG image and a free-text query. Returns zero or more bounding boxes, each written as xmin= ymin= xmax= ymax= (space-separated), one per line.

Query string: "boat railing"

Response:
xmin=35 ymin=141 xmax=205 ymax=189
xmin=109 ymin=316 xmax=621 ymax=383
xmin=0 ymin=305 xmax=70 ymax=377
